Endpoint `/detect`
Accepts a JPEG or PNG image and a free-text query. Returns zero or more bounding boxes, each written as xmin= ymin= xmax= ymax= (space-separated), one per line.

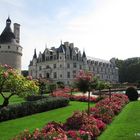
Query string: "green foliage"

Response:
xmin=74 ymin=70 xmax=97 ymax=93
xmin=25 ymin=95 xmax=48 ymax=101
xmin=38 ymin=81 xmax=46 ymax=95
xmin=57 ymin=81 xmax=65 ymax=89
xmin=0 ymin=97 xmax=69 ymax=122
xmin=48 ymin=83 xmax=57 ymax=93
xmin=96 ymin=81 xmax=106 ymax=90
xmin=115 ymin=57 xmax=140 ymax=83
xmin=0 ymin=65 xmax=39 ymax=107
xmin=125 ymin=87 xmax=138 ymax=101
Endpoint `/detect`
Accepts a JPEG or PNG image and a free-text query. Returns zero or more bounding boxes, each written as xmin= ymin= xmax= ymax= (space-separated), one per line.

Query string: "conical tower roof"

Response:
xmin=0 ymin=17 xmax=16 ymax=44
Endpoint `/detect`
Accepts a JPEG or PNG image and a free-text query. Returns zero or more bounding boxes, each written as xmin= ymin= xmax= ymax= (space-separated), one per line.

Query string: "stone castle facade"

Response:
xmin=0 ymin=17 xmax=22 ymax=71
xmin=29 ymin=41 xmax=118 ymax=84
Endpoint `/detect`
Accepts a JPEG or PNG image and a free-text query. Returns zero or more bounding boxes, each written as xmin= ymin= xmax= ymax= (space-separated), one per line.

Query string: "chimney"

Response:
xmin=64 ymin=41 xmax=69 ymax=47
xmin=14 ymin=23 xmax=20 ymax=43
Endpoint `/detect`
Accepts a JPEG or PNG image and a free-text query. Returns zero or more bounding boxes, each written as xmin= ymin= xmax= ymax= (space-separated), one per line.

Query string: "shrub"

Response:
xmin=67 ymin=130 xmax=90 ymax=140
xmin=125 ymin=87 xmax=139 ymax=101
xmin=25 ymin=95 xmax=48 ymax=101
xmin=64 ymin=111 xmax=105 ymax=138
xmin=52 ymin=92 xmax=97 ymax=103
xmin=90 ymin=94 xmax=129 ymax=124
xmin=13 ymin=122 xmax=67 ymax=140
xmin=0 ymin=97 xmax=69 ymax=122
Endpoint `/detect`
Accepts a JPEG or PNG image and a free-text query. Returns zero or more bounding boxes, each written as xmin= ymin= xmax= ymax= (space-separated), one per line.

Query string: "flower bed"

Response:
xmin=12 ymin=94 xmax=129 ymax=140
xmin=52 ymin=91 xmax=97 ymax=103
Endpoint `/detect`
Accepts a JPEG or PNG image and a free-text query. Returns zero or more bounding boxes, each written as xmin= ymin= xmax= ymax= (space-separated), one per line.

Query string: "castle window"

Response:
xmin=39 ymin=66 xmax=42 ymax=70
xmin=0 ymin=46 xmax=1 ymax=48
xmin=67 ymin=72 xmax=70 ymax=78
xmin=17 ymin=47 xmax=18 ymax=50
xmin=60 ymin=74 xmax=62 ymax=78
xmin=8 ymin=46 xmax=10 ymax=49
xmin=53 ymin=64 xmax=56 ymax=68
xmin=73 ymin=63 xmax=77 ymax=68
xmin=46 ymin=65 xmax=49 ymax=69
xmin=50 ymin=55 xmax=53 ymax=60
xmin=60 ymin=64 xmax=62 ymax=68
xmin=67 ymin=63 xmax=70 ymax=68
xmin=53 ymin=72 xmax=57 ymax=78
xmin=67 ymin=55 xmax=70 ymax=59
xmin=54 ymin=55 xmax=56 ymax=60
xmin=46 ymin=73 xmax=50 ymax=78
xmin=39 ymin=74 xmax=42 ymax=78
xmin=73 ymin=70 xmax=76 ymax=78
xmin=80 ymin=65 xmax=82 ymax=69
xmin=60 ymin=56 xmax=62 ymax=59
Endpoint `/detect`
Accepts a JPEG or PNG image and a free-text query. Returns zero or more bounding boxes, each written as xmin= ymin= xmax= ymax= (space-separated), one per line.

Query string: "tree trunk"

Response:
xmin=109 ymin=88 xmax=111 ymax=101
xmin=2 ymin=97 xmax=9 ymax=107
xmin=99 ymin=89 xmax=101 ymax=98
xmin=88 ymin=91 xmax=90 ymax=116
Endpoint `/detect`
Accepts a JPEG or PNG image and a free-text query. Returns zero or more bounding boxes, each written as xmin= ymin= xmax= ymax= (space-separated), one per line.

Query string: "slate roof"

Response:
xmin=0 ymin=17 xmax=17 ymax=44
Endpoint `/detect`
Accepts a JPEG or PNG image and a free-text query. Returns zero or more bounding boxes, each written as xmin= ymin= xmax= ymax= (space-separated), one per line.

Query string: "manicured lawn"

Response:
xmin=98 ymin=101 xmax=140 ymax=140
xmin=0 ymin=101 xmax=94 ymax=140
xmin=0 ymin=93 xmax=25 ymax=105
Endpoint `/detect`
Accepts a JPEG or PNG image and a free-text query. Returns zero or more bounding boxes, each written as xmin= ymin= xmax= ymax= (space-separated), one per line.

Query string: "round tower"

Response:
xmin=0 ymin=17 xmax=22 ymax=71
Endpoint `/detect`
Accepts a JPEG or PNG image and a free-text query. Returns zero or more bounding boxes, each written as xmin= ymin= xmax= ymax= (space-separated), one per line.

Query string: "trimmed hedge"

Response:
xmin=0 ymin=97 xmax=69 ymax=122
xmin=25 ymin=95 xmax=48 ymax=101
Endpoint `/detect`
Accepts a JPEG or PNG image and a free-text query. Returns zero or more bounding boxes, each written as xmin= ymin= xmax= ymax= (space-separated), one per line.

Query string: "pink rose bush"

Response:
xmin=90 ymin=94 xmax=129 ymax=124
xmin=13 ymin=94 xmax=129 ymax=140
xmin=52 ymin=91 xmax=97 ymax=103
xmin=13 ymin=122 xmax=67 ymax=140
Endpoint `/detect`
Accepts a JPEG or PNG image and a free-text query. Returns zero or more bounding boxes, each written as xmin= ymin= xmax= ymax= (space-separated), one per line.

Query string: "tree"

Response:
xmin=115 ymin=57 xmax=140 ymax=83
xmin=0 ymin=64 xmax=39 ymax=107
xmin=104 ymin=82 xmax=112 ymax=100
xmin=96 ymin=80 xmax=105 ymax=98
xmin=74 ymin=70 xmax=97 ymax=115
xmin=48 ymin=83 xmax=56 ymax=94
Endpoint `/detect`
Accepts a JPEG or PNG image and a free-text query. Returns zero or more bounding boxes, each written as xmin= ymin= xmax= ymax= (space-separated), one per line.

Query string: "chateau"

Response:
xmin=0 ymin=17 xmax=22 ymax=71
xmin=29 ymin=41 xmax=118 ymax=84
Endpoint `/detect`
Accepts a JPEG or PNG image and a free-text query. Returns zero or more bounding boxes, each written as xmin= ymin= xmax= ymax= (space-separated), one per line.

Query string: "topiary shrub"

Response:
xmin=125 ymin=87 xmax=138 ymax=101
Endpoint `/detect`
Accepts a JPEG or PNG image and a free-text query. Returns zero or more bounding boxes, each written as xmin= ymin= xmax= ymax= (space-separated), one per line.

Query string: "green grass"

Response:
xmin=0 ymin=93 xmax=25 ymax=105
xmin=0 ymin=101 xmax=93 ymax=140
xmin=98 ymin=101 xmax=140 ymax=140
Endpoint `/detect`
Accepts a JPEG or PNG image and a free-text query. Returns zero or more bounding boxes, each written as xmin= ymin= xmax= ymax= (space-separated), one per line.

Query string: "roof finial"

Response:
xmin=6 ymin=15 xmax=11 ymax=26
xmin=82 ymin=48 xmax=86 ymax=58
xmin=33 ymin=48 xmax=37 ymax=59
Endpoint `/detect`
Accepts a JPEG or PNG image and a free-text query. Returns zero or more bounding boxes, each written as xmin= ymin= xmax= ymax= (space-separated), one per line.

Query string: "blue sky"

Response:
xmin=0 ymin=0 xmax=140 ymax=70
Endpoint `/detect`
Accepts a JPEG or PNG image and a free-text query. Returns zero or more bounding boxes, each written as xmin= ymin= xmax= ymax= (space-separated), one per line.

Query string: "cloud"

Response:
xmin=55 ymin=0 xmax=140 ymax=60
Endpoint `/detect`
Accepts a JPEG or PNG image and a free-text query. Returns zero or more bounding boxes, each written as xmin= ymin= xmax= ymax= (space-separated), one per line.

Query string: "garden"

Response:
xmin=0 ymin=65 xmax=140 ymax=140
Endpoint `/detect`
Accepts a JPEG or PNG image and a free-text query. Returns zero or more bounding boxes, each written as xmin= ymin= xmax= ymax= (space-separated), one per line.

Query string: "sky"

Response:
xmin=0 ymin=0 xmax=140 ymax=70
